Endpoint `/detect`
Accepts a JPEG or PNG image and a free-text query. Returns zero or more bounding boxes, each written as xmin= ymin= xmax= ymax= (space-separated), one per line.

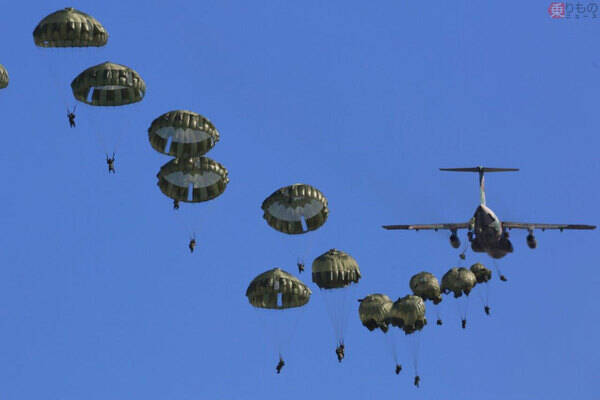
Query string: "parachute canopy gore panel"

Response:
xmin=246 ymin=268 xmax=312 ymax=309
xmin=0 ymin=65 xmax=8 ymax=89
xmin=157 ymin=156 xmax=229 ymax=203
xmin=358 ymin=294 xmax=393 ymax=332
xmin=410 ymin=272 xmax=442 ymax=304
xmin=441 ymin=267 xmax=477 ymax=298
xmin=386 ymin=295 xmax=427 ymax=334
xmin=148 ymin=110 xmax=220 ymax=158
xmin=33 ymin=7 xmax=108 ymax=48
xmin=261 ymin=184 xmax=328 ymax=234
xmin=71 ymin=62 xmax=146 ymax=106
xmin=312 ymin=249 xmax=361 ymax=289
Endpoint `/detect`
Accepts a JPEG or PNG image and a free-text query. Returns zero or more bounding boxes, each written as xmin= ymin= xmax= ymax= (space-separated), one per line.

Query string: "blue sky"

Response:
xmin=0 ymin=1 xmax=598 ymax=399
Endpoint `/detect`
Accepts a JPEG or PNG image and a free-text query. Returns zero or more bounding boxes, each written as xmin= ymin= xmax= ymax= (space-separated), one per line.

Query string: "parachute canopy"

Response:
xmin=470 ymin=263 xmax=492 ymax=284
xmin=410 ymin=272 xmax=442 ymax=304
xmin=358 ymin=294 xmax=393 ymax=332
xmin=312 ymin=249 xmax=361 ymax=289
xmin=441 ymin=267 xmax=477 ymax=298
xmin=386 ymin=295 xmax=427 ymax=334
xmin=148 ymin=110 xmax=220 ymax=158
xmin=246 ymin=268 xmax=312 ymax=309
xmin=0 ymin=65 xmax=7 ymax=89
xmin=71 ymin=62 xmax=145 ymax=106
xmin=157 ymin=156 xmax=229 ymax=203
xmin=33 ymin=8 xmax=108 ymax=48
xmin=262 ymin=184 xmax=328 ymax=235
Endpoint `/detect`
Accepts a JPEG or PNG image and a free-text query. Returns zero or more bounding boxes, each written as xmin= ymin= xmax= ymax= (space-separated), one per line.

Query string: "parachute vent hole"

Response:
xmin=188 ymin=183 xmax=194 ymax=201
xmin=277 ymin=293 xmax=283 ymax=307
xmin=301 ymin=216 xmax=308 ymax=232
xmin=166 ymin=136 xmax=173 ymax=153
xmin=86 ymin=88 xmax=95 ymax=103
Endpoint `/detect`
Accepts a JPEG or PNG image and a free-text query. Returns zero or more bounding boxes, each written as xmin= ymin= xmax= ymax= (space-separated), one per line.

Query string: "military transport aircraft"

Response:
xmin=382 ymin=167 xmax=596 ymax=259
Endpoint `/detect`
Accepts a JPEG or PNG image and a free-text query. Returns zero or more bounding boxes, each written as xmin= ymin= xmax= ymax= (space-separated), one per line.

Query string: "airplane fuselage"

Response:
xmin=470 ymin=204 xmax=513 ymax=259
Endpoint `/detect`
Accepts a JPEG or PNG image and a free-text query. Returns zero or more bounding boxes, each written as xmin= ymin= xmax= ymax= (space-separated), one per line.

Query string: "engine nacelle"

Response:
xmin=450 ymin=233 xmax=461 ymax=249
xmin=527 ymin=233 xmax=537 ymax=249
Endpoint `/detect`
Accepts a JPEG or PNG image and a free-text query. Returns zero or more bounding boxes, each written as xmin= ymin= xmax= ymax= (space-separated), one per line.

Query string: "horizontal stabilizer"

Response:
xmin=440 ymin=167 xmax=519 ymax=173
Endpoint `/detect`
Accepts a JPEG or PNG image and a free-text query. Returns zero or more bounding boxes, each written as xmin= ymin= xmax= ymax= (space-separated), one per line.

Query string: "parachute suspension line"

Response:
xmin=322 ymin=289 xmax=341 ymax=343
xmin=321 ymin=288 xmax=352 ymax=345
xmin=492 ymin=259 xmax=507 ymax=282
xmin=275 ymin=305 xmax=307 ymax=359
xmin=84 ymin=107 xmax=110 ymax=156
xmin=454 ymin=295 xmax=469 ymax=324
xmin=384 ymin=329 xmax=399 ymax=364
xmin=408 ymin=331 xmax=422 ymax=375
xmin=339 ymin=285 xmax=353 ymax=343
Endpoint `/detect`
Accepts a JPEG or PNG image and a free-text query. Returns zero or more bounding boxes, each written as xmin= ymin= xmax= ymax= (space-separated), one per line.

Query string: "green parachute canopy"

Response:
xmin=0 ymin=65 xmax=8 ymax=89
xmin=358 ymin=294 xmax=393 ymax=333
xmin=386 ymin=295 xmax=427 ymax=335
xmin=441 ymin=267 xmax=477 ymax=298
xmin=157 ymin=156 xmax=229 ymax=203
xmin=71 ymin=62 xmax=145 ymax=106
xmin=312 ymin=249 xmax=361 ymax=289
xmin=262 ymin=184 xmax=328 ymax=235
xmin=148 ymin=110 xmax=220 ymax=158
xmin=33 ymin=7 xmax=108 ymax=48
xmin=470 ymin=263 xmax=492 ymax=284
xmin=246 ymin=268 xmax=312 ymax=310
xmin=410 ymin=272 xmax=442 ymax=304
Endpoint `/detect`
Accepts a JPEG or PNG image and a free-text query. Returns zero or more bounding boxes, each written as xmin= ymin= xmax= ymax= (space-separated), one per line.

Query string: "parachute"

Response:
xmin=358 ymin=294 xmax=393 ymax=332
xmin=246 ymin=268 xmax=312 ymax=310
xmin=470 ymin=262 xmax=492 ymax=284
xmin=386 ymin=295 xmax=427 ymax=335
xmin=33 ymin=9 xmax=109 ymax=120
xmin=246 ymin=268 xmax=311 ymax=371
xmin=262 ymin=184 xmax=328 ymax=234
xmin=441 ymin=267 xmax=477 ymax=298
xmin=71 ymin=62 xmax=145 ymax=106
xmin=409 ymin=272 xmax=442 ymax=304
xmin=148 ymin=110 xmax=220 ymax=158
xmin=0 ymin=65 xmax=7 ymax=89
xmin=470 ymin=262 xmax=493 ymax=316
xmin=385 ymin=295 xmax=427 ymax=384
xmin=33 ymin=7 xmax=108 ymax=48
xmin=312 ymin=249 xmax=360 ymax=357
xmin=312 ymin=249 xmax=361 ymax=289
xmin=441 ymin=267 xmax=477 ymax=328
xmin=71 ymin=61 xmax=145 ymax=155
xmin=157 ymin=157 xmax=229 ymax=203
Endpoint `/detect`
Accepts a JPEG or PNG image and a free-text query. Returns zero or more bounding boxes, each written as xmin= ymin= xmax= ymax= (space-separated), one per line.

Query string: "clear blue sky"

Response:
xmin=0 ymin=1 xmax=598 ymax=399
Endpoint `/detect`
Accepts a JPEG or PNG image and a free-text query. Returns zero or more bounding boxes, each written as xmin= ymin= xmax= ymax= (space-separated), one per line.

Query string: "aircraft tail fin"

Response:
xmin=439 ymin=166 xmax=518 ymax=205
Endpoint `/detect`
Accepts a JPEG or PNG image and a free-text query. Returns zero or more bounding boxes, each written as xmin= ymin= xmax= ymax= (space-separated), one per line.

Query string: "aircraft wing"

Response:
xmin=502 ymin=222 xmax=596 ymax=231
xmin=382 ymin=223 xmax=470 ymax=231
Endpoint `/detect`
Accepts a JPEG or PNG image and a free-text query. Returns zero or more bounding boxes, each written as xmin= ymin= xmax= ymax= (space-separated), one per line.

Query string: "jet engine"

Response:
xmin=526 ymin=233 xmax=537 ymax=249
xmin=450 ymin=233 xmax=460 ymax=249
